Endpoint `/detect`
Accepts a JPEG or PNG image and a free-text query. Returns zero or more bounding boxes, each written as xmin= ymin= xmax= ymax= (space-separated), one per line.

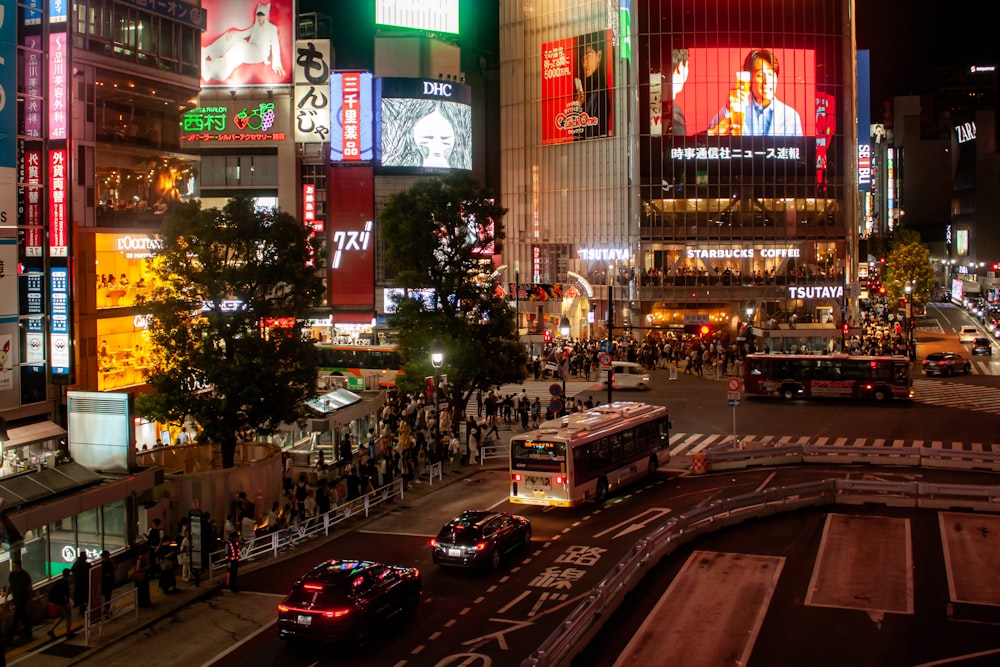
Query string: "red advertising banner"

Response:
xmin=24 ymin=150 xmax=43 ymax=257
xmin=49 ymin=149 xmax=68 ymax=257
xmin=541 ymin=30 xmax=614 ymax=145
xmin=200 ymin=0 xmax=294 ymax=87
xmin=326 ymin=166 xmax=375 ymax=310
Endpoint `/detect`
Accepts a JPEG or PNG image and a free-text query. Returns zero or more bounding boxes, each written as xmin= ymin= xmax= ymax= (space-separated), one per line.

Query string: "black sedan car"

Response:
xmin=432 ymin=510 xmax=532 ymax=570
xmin=922 ymin=351 xmax=972 ymax=376
xmin=971 ymin=337 xmax=992 ymax=356
xmin=277 ymin=559 xmax=421 ymax=645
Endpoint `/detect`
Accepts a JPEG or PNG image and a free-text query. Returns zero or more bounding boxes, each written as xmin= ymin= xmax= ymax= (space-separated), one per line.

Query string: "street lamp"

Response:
xmin=558 ymin=317 xmax=570 ymax=415
xmin=903 ymin=284 xmax=913 ymax=358
xmin=430 ymin=338 xmax=444 ymax=408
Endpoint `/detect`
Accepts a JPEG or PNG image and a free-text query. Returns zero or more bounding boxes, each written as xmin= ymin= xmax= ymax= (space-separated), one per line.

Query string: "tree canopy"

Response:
xmin=380 ymin=174 xmax=527 ymax=409
xmin=883 ymin=229 xmax=936 ymax=308
xmin=135 ymin=196 xmax=323 ymax=468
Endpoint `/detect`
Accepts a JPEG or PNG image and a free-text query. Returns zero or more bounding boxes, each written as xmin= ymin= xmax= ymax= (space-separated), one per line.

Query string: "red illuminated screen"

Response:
xmin=201 ymin=0 xmax=294 ymax=87
xmin=541 ymin=30 xmax=615 ymax=145
xmin=667 ymin=47 xmax=815 ymax=137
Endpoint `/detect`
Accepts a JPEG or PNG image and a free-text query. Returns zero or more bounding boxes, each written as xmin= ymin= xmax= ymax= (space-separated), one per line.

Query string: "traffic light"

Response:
xmin=699 ymin=324 xmax=711 ymax=337
xmin=878 ymin=285 xmax=886 ymax=295
xmin=842 ymin=323 xmax=849 ymax=335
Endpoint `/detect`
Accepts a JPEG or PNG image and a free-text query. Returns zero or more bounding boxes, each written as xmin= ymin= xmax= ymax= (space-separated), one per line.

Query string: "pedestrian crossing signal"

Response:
xmin=699 ymin=324 xmax=711 ymax=336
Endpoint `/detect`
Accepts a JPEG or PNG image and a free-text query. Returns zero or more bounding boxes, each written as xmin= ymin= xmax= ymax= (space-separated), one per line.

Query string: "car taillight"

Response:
xmin=430 ymin=538 xmax=438 ymax=547
xmin=554 ymin=475 xmax=564 ymax=484
xmin=513 ymin=473 xmax=521 ymax=482
xmin=323 ymin=609 xmax=351 ymax=618
xmin=476 ymin=542 xmax=488 ymax=551
xmin=278 ymin=604 xmax=289 ymax=612
xmin=303 ymin=583 xmax=323 ymax=591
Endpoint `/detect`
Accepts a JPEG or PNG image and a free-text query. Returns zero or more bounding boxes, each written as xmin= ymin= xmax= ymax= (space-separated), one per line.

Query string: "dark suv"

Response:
xmin=432 ymin=510 xmax=532 ymax=569
xmin=971 ymin=337 xmax=992 ymax=356
xmin=922 ymin=351 xmax=971 ymax=376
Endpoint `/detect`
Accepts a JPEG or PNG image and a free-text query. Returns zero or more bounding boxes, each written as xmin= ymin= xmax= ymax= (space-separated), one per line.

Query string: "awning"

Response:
xmin=4 ymin=420 xmax=66 ymax=450
xmin=296 ymin=391 xmax=385 ymax=430
xmin=334 ymin=311 xmax=376 ymax=325
xmin=0 ymin=462 xmax=103 ymax=507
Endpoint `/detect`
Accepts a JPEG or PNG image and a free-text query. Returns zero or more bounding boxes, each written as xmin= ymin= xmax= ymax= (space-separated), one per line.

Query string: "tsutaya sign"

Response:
xmin=577 ymin=248 xmax=630 ymax=261
xmin=787 ymin=285 xmax=844 ymax=299
xmin=686 ymin=247 xmax=800 ymax=259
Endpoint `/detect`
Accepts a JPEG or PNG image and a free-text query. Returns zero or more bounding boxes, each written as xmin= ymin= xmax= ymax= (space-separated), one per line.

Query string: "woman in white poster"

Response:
xmin=202 ymin=3 xmax=284 ymax=83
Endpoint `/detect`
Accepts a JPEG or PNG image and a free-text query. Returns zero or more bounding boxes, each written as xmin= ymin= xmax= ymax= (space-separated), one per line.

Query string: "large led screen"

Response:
xmin=329 ymin=71 xmax=375 ymax=162
xmin=658 ymin=47 xmax=814 ymax=137
xmin=376 ymin=78 xmax=472 ymax=171
xmin=200 ymin=0 xmax=294 ymax=87
xmin=541 ymin=30 xmax=615 ymax=145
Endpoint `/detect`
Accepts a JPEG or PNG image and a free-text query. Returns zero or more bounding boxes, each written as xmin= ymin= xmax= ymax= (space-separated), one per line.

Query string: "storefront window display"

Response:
xmin=95 ymin=233 xmax=161 ymax=309
xmin=98 ymin=315 xmax=153 ymax=391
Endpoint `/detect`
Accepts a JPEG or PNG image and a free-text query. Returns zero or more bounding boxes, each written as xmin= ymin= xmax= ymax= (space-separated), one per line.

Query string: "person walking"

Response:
xmin=179 ymin=527 xmax=192 ymax=582
xmin=100 ymin=551 xmax=116 ymax=619
xmin=224 ymin=531 xmax=241 ymax=593
xmin=47 ymin=569 xmax=75 ymax=640
xmin=5 ymin=559 xmax=33 ymax=643
xmin=71 ymin=551 xmax=92 ymax=616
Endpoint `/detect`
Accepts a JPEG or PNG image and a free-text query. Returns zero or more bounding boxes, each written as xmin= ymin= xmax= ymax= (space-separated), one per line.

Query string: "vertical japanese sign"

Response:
xmin=49 ymin=149 xmax=67 ymax=257
xmin=49 ymin=266 xmax=70 ymax=376
xmin=856 ymin=49 xmax=871 ymax=191
xmin=23 ymin=35 xmax=42 ymax=138
xmin=326 ymin=166 xmax=375 ymax=309
xmin=25 ymin=317 xmax=44 ymax=364
xmin=302 ymin=183 xmax=317 ymax=268
xmin=294 ymin=39 xmax=331 ymax=143
xmin=23 ymin=149 xmax=43 ymax=256
xmin=49 ymin=0 xmax=67 ymax=23
xmin=329 ymin=71 xmax=374 ymax=161
xmin=48 ymin=33 xmax=67 ymax=140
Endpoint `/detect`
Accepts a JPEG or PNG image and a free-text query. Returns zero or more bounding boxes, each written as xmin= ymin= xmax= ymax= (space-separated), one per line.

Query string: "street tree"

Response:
xmin=135 ymin=196 xmax=323 ymax=468
xmin=883 ymin=229 xmax=936 ymax=309
xmin=381 ymin=174 xmax=527 ymax=413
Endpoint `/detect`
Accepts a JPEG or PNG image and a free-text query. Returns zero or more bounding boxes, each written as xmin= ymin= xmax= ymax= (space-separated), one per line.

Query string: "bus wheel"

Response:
xmin=781 ymin=386 xmax=797 ymax=400
xmin=595 ymin=477 xmax=609 ymax=503
xmin=647 ymin=456 xmax=658 ymax=477
xmin=873 ymin=388 xmax=890 ymax=401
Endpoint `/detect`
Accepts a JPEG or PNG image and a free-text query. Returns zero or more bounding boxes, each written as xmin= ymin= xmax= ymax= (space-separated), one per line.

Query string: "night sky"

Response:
xmin=856 ymin=0 xmax=999 ymax=113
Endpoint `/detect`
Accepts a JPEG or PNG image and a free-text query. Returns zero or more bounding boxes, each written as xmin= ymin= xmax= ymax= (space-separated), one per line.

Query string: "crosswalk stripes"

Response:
xmin=913 ymin=379 xmax=1000 ymax=414
xmin=667 ymin=432 xmax=1000 ymax=456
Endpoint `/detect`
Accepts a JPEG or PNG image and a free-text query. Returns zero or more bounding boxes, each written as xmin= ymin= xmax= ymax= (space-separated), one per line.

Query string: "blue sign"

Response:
xmin=548 ymin=398 xmax=563 ymax=415
xmin=549 ymin=383 xmax=563 ymax=397
xmin=727 ymin=399 xmax=742 ymax=408
xmin=49 ymin=267 xmax=70 ymax=375
xmin=599 ymin=340 xmax=611 ymax=353
xmin=24 ymin=0 xmax=42 ymax=25
xmin=49 ymin=0 xmax=67 ymax=23
xmin=0 ymin=0 xmax=15 ymax=168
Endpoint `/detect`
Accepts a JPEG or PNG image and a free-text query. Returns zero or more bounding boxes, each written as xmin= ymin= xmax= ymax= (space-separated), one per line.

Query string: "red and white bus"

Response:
xmin=315 ymin=344 xmax=403 ymax=391
xmin=509 ymin=402 xmax=671 ymax=507
xmin=743 ymin=352 xmax=913 ymax=401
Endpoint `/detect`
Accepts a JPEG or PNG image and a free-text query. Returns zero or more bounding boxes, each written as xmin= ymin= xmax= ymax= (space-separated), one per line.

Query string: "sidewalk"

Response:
xmin=5 ymin=455 xmax=496 ymax=667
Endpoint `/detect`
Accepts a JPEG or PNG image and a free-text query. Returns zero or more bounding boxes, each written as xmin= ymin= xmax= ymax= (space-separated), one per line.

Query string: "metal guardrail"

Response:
xmin=700 ymin=444 xmax=1000 ymax=473
xmin=84 ymin=587 xmax=138 ymax=643
xmin=479 ymin=443 xmax=510 ymax=466
xmin=521 ymin=448 xmax=1000 ymax=667
xmin=208 ymin=478 xmax=406 ymax=578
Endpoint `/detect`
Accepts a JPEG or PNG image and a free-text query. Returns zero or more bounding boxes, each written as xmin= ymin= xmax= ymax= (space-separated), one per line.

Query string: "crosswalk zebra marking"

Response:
xmin=666 ymin=432 xmax=1000 ymax=457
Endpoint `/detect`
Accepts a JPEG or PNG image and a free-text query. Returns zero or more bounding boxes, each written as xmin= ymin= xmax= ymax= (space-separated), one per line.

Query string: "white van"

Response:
xmin=601 ymin=362 xmax=652 ymax=390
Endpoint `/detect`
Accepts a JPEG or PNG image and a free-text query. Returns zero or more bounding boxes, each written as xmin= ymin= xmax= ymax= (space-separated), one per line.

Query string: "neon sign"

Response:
xmin=49 ymin=149 xmax=67 ymax=257
xmin=180 ymin=104 xmax=283 ymax=142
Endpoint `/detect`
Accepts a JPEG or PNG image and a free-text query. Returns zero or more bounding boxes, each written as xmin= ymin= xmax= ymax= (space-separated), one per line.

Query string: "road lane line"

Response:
xmin=198 ymin=617 xmax=277 ymax=667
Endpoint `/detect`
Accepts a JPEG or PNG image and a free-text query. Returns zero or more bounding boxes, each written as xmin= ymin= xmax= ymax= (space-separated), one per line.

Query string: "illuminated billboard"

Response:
xmin=375 ymin=77 xmax=471 ymax=171
xmin=376 ymin=0 xmax=459 ymax=35
xmin=200 ymin=0 xmax=294 ymax=87
xmin=541 ymin=30 xmax=615 ymax=145
xmin=179 ymin=103 xmax=286 ymax=142
xmin=329 ymin=71 xmax=374 ymax=162
xmin=327 ymin=167 xmax=376 ymax=310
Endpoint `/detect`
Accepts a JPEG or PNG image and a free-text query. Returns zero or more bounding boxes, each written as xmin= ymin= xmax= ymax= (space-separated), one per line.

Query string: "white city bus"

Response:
xmin=509 ymin=402 xmax=671 ymax=507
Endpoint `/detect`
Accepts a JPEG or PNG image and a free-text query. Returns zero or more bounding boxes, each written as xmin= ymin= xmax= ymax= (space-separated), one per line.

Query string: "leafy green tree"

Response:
xmin=883 ymin=230 xmax=936 ymax=310
xmin=135 ymin=196 xmax=323 ymax=468
xmin=381 ymin=174 xmax=527 ymax=413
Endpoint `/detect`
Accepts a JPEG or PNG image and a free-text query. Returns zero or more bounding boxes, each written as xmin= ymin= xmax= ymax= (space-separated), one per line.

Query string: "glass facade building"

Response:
xmin=500 ymin=0 xmax=858 ymax=340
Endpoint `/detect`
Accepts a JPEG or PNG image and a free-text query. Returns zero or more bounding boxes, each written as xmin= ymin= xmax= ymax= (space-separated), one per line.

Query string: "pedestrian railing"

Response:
xmin=84 ymin=587 xmax=138 ymax=643
xmin=428 ymin=460 xmax=443 ymax=484
xmin=208 ymin=478 xmax=406 ymax=578
xmin=693 ymin=444 xmax=1000 ymax=474
xmin=521 ymin=474 xmax=1000 ymax=667
xmin=479 ymin=442 xmax=510 ymax=466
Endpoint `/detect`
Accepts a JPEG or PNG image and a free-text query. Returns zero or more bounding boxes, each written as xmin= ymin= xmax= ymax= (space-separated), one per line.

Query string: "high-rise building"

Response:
xmin=499 ymin=0 xmax=859 ymax=345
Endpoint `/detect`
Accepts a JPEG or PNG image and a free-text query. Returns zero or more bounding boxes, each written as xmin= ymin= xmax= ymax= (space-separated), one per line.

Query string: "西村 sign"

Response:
xmin=180 ymin=104 xmax=284 ymax=142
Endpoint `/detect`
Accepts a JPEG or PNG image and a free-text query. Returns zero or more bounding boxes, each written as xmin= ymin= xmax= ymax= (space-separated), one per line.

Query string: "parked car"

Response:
xmin=958 ymin=326 xmax=979 ymax=343
xmin=922 ymin=352 xmax=972 ymax=376
xmin=432 ymin=510 xmax=532 ymax=570
xmin=277 ymin=559 xmax=421 ymax=645
xmin=601 ymin=361 xmax=652 ymax=390
xmin=971 ymin=337 xmax=992 ymax=356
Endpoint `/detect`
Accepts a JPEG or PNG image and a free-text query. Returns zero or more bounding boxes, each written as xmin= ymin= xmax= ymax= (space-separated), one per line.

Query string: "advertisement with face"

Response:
xmin=201 ymin=0 xmax=294 ymax=87
xmin=376 ymin=78 xmax=472 ymax=171
xmin=541 ymin=30 xmax=614 ymax=145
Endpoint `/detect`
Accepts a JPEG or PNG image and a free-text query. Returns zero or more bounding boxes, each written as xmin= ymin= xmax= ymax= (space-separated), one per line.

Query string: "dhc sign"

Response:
xmin=788 ymin=285 xmax=844 ymax=299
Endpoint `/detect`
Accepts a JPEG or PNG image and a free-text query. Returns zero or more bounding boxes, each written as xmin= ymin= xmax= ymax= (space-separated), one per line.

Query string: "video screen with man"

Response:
xmin=654 ymin=47 xmax=816 ymax=137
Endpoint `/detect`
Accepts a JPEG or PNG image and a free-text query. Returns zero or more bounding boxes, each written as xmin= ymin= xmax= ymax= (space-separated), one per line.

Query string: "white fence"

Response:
xmin=479 ymin=442 xmax=510 ymax=466
xmin=208 ymin=478 xmax=406 ymax=578
xmin=84 ymin=587 xmax=138 ymax=644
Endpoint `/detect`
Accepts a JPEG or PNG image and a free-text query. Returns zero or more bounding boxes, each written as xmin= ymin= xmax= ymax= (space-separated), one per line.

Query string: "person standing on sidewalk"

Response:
xmin=71 ymin=551 xmax=92 ymax=616
xmin=100 ymin=551 xmax=116 ymax=618
xmin=132 ymin=553 xmax=151 ymax=607
xmin=5 ymin=559 xmax=33 ymax=643
xmin=224 ymin=532 xmax=241 ymax=593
